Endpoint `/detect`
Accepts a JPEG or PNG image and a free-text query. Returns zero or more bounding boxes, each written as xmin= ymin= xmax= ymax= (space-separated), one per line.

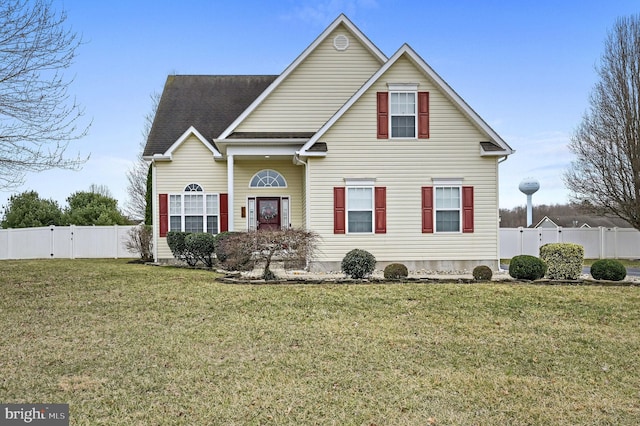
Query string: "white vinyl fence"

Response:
xmin=0 ymin=225 xmax=137 ymax=260
xmin=501 ymin=227 xmax=640 ymax=259
xmin=1 ymin=225 xmax=637 ymax=261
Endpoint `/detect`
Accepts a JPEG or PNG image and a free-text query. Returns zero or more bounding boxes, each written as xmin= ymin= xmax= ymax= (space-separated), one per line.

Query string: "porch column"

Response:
xmin=227 ymin=154 xmax=234 ymax=231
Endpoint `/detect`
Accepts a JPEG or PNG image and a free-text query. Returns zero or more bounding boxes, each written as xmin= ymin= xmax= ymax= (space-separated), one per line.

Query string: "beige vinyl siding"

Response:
xmin=155 ymin=136 xmax=227 ymax=259
xmin=236 ymin=24 xmax=383 ymax=133
xmin=307 ymin=56 xmax=501 ymax=266
xmin=233 ymin=159 xmax=304 ymax=231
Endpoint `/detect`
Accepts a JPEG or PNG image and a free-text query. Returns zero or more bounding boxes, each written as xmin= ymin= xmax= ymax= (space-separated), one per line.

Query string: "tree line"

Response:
xmin=499 ymin=203 xmax=588 ymax=228
xmin=0 ymin=185 xmax=130 ymax=228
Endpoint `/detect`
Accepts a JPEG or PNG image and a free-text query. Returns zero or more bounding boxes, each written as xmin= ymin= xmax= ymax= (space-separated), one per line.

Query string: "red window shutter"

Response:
xmin=220 ymin=193 xmax=229 ymax=232
xmin=418 ymin=91 xmax=430 ymax=139
xmin=334 ymin=187 xmax=346 ymax=234
xmin=374 ymin=187 xmax=386 ymax=234
xmin=462 ymin=186 xmax=474 ymax=233
xmin=421 ymin=186 xmax=433 ymax=233
xmin=377 ymin=92 xmax=389 ymax=139
xmin=159 ymin=194 xmax=168 ymax=237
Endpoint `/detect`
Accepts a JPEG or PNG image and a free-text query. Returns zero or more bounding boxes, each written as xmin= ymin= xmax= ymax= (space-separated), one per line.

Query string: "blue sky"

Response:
xmin=1 ymin=0 xmax=638 ymax=212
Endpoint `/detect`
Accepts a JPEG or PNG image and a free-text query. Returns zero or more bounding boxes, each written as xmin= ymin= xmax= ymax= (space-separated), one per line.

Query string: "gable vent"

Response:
xmin=333 ymin=34 xmax=349 ymax=51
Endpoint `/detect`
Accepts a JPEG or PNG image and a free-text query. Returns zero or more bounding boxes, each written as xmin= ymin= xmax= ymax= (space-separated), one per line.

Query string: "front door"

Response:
xmin=257 ymin=198 xmax=280 ymax=231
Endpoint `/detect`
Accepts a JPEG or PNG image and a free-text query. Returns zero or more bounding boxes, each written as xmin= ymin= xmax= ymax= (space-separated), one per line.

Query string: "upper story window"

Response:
xmin=250 ymin=169 xmax=287 ymax=188
xmin=378 ymin=83 xmax=428 ymax=140
xmin=390 ymin=92 xmax=416 ymax=138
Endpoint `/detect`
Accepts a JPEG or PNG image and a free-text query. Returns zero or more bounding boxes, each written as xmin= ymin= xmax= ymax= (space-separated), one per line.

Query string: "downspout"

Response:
xmin=497 ymin=155 xmax=508 ymax=269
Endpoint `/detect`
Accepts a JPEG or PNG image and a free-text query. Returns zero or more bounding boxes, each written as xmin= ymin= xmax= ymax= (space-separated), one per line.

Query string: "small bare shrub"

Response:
xmin=125 ymin=225 xmax=153 ymax=262
xmin=219 ymin=229 xmax=318 ymax=280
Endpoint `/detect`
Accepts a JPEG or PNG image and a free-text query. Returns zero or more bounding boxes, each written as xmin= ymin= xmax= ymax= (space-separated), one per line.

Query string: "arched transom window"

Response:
xmin=250 ymin=169 xmax=287 ymax=188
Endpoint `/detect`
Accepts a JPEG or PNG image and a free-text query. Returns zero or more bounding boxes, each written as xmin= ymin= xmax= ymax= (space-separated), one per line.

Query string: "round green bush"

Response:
xmin=185 ymin=232 xmax=217 ymax=267
xmin=383 ymin=263 xmax=408 ymax=280
xmin=342 ymin=249 xmax=376 ymax=279
xmin=590 ymin=259 xmax=627 ymax=281
xmin=472 ymin=265 xmax=493 ymax=281
xmin=508 ymin=255 xmax=547 ymax=280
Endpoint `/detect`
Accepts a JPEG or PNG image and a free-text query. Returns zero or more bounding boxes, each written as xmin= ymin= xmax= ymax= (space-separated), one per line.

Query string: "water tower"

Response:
xmin=519 ymin=178 xmax=540 ymax=227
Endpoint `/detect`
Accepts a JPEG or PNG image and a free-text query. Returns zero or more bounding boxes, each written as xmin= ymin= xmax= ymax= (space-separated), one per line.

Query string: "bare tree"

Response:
xmin=124 ymin=92 xmax=160 ymax=220
xmin=564 ymin=15 xmax=640 ymax=230
xmin=0 ymin=0 xmax=88 ymax=189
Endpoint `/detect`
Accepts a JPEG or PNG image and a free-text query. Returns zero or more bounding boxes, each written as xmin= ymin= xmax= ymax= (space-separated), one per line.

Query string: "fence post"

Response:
xmin=599 ymin=227 xmax=605 ymax=259
xmin=114 ymin=225 xmax=119 ymax=259
xmin=70 ymin=225 xmax=75 ymax=260
xmin=50 ymin=225 xmax=55 ymax=258
xmin=7 ymin=228 xmax=12 ymax=259
xmin=518 ymin=227 xmax=523 ymax=255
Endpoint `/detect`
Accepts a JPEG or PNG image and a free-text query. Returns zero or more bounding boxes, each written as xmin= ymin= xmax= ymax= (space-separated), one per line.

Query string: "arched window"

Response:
xmin=250 ymin=170 xmax=287 ymax=188
xmin=169 ymin=183 xmax=219 ymax=234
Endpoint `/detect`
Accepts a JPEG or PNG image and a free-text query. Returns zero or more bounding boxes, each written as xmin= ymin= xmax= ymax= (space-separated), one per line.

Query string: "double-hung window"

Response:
xmin=377 ymin=84 xmax=428 ymax=140
xmin=390 ymin=92 xmax=417 ymax=138
xmin=347 ymin=186 xmax=374 ymax=233
xmin=435 ymin=186 xmax=461 ymax=232
xmin=169 ymin=184 xmax=219 ymax=234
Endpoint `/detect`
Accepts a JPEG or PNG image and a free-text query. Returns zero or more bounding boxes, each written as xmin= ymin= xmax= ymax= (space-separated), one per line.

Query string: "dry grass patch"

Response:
xmin=0 ymin=259 xmax=639 ymax=424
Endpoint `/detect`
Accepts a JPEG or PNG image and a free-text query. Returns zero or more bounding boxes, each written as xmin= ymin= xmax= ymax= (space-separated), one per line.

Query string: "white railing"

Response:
xmin=0 ymin=225 xmax=137 ymax=260
xmin=500 ymin=227 xmax=640 ymax=259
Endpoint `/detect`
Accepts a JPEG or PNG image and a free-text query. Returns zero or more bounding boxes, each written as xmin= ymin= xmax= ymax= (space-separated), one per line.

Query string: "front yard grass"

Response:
xmin=1 ymin=259 xmax=639 ymax=424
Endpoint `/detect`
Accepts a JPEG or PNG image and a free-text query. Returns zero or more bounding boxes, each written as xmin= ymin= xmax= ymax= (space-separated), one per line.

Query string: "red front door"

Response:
xmin=257 ymin=198 xmax=280 ymax=231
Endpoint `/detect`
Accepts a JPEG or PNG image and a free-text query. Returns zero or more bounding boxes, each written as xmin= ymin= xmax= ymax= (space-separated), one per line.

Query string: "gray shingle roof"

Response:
xmin=143 ymin=75 xmax=278 ymax=156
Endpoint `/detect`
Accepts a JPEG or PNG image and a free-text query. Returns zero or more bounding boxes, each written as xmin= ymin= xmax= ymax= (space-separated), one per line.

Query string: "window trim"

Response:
xmin=346 ymin=185 xmax=374 ymax=234
xmin=168 ymin=184 xmax=220 ymax=234
xmin=389 ymin=88 xmax=418 ymax=139
xmin=249 ymin=169 xmax=287 ymax=188
xmin=434 ymin=185 xmax=462 ymax=233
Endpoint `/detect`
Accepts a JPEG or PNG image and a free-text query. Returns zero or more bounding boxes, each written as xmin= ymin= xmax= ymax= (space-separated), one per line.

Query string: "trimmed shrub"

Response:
xmin=508 ymin=255 xmax=547 ymax=280
xmin=384 ymin=263 xmax=408 ymax=280
xmin=342 ymin=249 xmax=376 ymax=279
xmin=472 ymin=265 xmax=493 ymax=281
xmin=185 ymin=233 xmax=217 ymax=267
xmin=590 ymin=259 xmax=627 ymax=281
xmin=540 ymin=243 xmax=584 ymax=280
xmin=166 ymin=231 xmax=197 ymax=266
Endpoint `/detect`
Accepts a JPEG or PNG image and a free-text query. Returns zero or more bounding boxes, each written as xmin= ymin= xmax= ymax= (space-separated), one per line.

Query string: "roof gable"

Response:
xmin=218 ymin=14 xmax=387 ymax=139
xmin=298 ymin=44 xmax=514 ymax=156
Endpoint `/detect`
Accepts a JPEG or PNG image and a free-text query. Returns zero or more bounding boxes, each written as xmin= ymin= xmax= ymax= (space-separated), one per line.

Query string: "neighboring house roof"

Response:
xmin=534 ymin=215 xmax=633 ymax=228
xmin=298 ymin=44 xmax=514 ymax=156
xmin=143 ymin=75 xmax=277 ymax=157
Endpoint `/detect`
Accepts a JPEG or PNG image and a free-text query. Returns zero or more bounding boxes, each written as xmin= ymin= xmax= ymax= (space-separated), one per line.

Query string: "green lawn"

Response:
xmin=1 ymin=259 xmax=639 ymax=425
